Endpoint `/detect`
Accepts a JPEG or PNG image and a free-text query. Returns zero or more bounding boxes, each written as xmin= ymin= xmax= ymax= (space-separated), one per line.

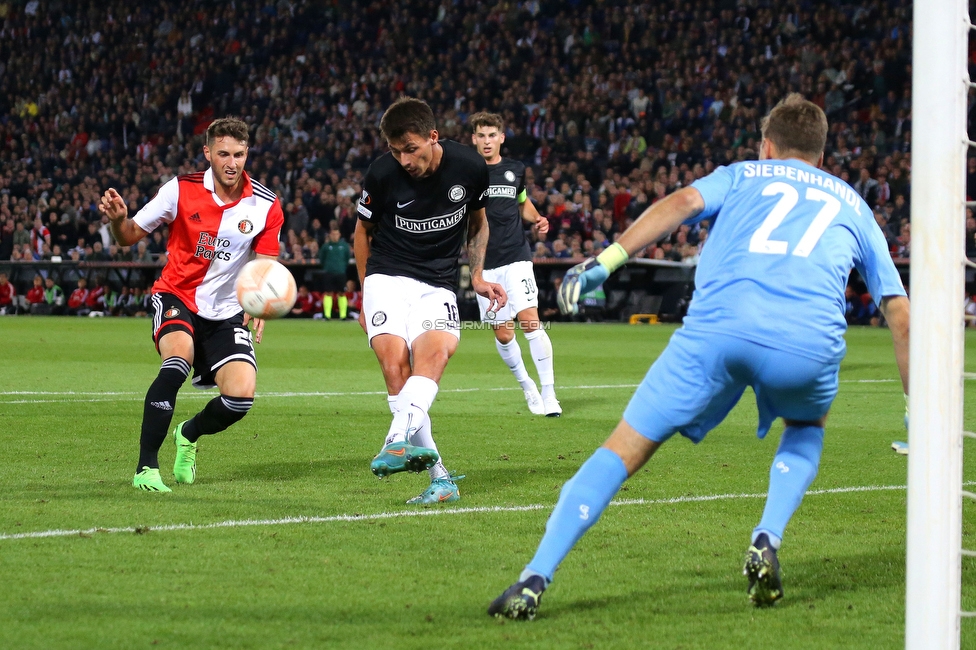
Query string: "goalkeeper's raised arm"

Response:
xmin=557 ymin=187 xmax=705 ymax=315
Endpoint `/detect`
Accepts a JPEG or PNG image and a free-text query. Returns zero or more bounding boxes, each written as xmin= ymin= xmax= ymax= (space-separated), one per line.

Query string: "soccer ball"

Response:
xmin=235 ymin=259 xmax=297 ymax=319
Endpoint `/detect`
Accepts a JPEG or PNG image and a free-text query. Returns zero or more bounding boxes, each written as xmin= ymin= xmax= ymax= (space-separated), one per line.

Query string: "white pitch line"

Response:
xmin=0 ymin=482 xmax=923 ymax=542
xmin=0 ymin=384 xmax=644 ymax=404
xmin=0 ymin=379 xmax=902 ymax=405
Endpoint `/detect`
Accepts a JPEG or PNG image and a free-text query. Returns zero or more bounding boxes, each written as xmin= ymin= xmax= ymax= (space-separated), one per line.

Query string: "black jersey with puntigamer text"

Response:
xmin=358 ymin=140 xmax=489 ymax=291
xmin=484 ymin=158 xmax=532 ymax=270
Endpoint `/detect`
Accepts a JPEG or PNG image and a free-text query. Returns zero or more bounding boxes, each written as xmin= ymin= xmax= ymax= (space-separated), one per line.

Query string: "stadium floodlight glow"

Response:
xmin=906 ymin=0 xmax=968 ymax=648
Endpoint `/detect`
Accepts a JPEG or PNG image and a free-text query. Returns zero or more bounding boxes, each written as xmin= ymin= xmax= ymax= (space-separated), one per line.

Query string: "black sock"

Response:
xmin=137 ymin=357 xmax=191 ymax=472
xmin=181 ymin=394 xmax=253 ymax=443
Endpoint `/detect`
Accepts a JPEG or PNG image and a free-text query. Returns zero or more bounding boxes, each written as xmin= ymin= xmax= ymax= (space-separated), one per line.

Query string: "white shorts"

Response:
xmin=363 ymin=274 xmax=460 ymax=349
xmin=476 ymin=260 xmax=538 ymax=323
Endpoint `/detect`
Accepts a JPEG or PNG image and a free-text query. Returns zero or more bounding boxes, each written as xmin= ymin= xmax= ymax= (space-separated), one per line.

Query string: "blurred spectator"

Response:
xmin=893 ymin=223 xmax=912 ymax=259
xmin=108 ymin=285 xmax=130 ymax=317
xmin=344 ymin=279 xmax=363 ymax=321
xmin=308 ymin=218 xmax=327 ymax=246
xmin=26 ymin=275 xmax=45 ymax=308
xmin=0 ymin=219 xmax=15 ymax=260
xmin=89 ymin=241 xmax=111 ymax=262
xmin=127 ymin=286 xmax=150 ymax=317
xmin=132 ymin=241 xmax=154 ymax=264
xmin=285 ymin=197 xmax=310 ymax=242
xmin=86 ymin=278 xmax=107 ymax=316
xmin=147 ymin=231 xmax=167 ymax=258
xmin=67 ymin=278 xmax=90 ymax=316
xmin=12 ymin=221 xmax=30 ymax=252
xmin=177 ymin=91 xmax=193 ymax=119
xmin=890 ymin=194 xmax=910 ymax=225
xmin=30 ymin=216 xmax=50 ymax=258
xmin=874 ymin=208 xmax=899 ymax=247
xmin=43 ymin=277 xmax=65 ymax=315
xmin=288 ymin=285 xmax=315 ymax=319
xmin=551 ymin=239 xmax=572 ymax=259
xmin=846 ymin=285 xmax=879 ymax=326
xmin=0 ymin=272 xmax=16 ymax=314
xmin=853 ymin=168 xmax=880 ymax=209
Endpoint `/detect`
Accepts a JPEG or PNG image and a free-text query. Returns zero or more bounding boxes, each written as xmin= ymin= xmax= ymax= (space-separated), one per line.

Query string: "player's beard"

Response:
xmin=217 ymin=168 xmax=244 ymax=190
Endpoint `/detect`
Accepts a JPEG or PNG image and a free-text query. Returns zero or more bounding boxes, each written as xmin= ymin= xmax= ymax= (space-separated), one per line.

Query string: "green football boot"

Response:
xmin=487 ymin=574 xmax=547 ymax=620
xmin=172 ymin=421 xmax=197 ymax=484
xmin=370 ymin=441 xmax=439 ymax=478
xmin=133 ymin=466 xmax=172 ymax=492
xmin=744 ymin=533 xmax=783 ymax=607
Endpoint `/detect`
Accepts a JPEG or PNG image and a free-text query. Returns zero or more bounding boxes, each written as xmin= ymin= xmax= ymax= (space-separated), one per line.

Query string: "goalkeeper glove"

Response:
xmin=557 ymin=242 xmax=629 ymax=315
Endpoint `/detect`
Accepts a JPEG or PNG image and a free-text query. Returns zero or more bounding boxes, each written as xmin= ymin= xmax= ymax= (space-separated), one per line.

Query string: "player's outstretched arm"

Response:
xmin=880 ymin=294 xmax=910 ymax=394
xmin=616 ymin=187 xmax=705 ymax=256
xmin=99 ymin=188 xmax=149 ymax=246
xmin=557 ymin=187 xmax=705 ymax=315
xmin=467 ymin=207 xmax=507 ymax=311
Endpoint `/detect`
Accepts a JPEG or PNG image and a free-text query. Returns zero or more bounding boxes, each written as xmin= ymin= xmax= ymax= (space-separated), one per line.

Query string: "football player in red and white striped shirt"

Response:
xmin=99 ymin=117 xmax=284 ymax=492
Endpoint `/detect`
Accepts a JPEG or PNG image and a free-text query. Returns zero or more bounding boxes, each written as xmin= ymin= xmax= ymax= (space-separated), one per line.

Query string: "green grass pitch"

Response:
xmin=2 ymin=317 xmax=975 ymax=649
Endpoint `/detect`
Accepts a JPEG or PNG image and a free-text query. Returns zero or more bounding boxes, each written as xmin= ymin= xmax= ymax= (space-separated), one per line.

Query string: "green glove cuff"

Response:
xmin=596 ymin=242 xmax=629 ymax=274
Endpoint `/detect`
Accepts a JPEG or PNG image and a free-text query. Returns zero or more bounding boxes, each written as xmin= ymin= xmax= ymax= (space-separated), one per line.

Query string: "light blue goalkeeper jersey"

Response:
xmin=686 ymin=158 xmax=905 ymax=363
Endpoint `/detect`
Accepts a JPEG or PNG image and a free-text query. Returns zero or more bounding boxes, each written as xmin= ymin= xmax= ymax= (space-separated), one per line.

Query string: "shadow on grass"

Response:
xmin=222 ymin=458 xmax=357 ymax=482
xmin=779 ymin=545 xmax=905 ymax=606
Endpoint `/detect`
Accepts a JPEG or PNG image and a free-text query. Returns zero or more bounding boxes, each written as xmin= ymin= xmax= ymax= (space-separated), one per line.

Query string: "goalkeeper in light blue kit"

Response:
xmin=488 ymin=94 xmax=910 ymax=618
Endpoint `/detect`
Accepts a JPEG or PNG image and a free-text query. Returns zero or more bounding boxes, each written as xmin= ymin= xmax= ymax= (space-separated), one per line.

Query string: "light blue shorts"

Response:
xmin=622 ymin=328 xmax=839 ymax=443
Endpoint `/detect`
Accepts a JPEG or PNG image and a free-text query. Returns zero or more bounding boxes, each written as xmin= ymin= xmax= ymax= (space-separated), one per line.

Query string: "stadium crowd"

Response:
xmin=0 ymin=0 xmax=936 ymax=320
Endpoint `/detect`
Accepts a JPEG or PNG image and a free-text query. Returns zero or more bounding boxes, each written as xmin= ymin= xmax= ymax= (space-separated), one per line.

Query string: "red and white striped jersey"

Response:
xmin=31 ymin=225 xmax=50 ymax=256
xmin=133 ymin=168 xmax=284 ymax=320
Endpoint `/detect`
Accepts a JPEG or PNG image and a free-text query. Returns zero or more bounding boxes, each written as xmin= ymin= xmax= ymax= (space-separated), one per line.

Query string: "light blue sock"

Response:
xmin=525 ymin=447 xmax=629 ymax=583
xmin=753 ymin=425 xmax=824 ymax=547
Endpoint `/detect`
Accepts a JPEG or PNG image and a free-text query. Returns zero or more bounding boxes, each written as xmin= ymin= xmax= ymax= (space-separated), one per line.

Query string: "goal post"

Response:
xmin=906 ymin=1 xmax=968 ymax=648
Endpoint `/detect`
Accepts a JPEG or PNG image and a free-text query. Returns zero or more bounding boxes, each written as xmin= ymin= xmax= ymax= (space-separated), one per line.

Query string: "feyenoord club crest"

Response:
xmin=164 ymin=308 xmax=180 ymax=318
xmin=504 ymin=170 xmax=516 ymax=182
xmin=372 ymin=311 xmax=387 ymax=326
xmin=448 ymin=185 xmax=466 ymax=202
xmin=238 ymin=219 xmax=254 ymax=234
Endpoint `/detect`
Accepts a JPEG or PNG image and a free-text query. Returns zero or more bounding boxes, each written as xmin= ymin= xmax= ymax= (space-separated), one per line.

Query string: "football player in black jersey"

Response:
xmin=354 ymin=97 xmax=507 ymax=504
xmin=470 ymin=112 xmax=561 ymax=417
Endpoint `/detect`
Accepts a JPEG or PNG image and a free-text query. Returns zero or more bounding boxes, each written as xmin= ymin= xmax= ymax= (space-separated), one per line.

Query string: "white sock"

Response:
xmin=387 ymin=395 xmax=398 ymax=414
xmin=525 ymin=328 xmax=554 ymax=387
xmin=385 ymin=376 xmax=439 ymax=446
xmin=408 ymin=414 xmax=449 ymax=480
xmin=496 ymin=337 xmax=534 ymax=390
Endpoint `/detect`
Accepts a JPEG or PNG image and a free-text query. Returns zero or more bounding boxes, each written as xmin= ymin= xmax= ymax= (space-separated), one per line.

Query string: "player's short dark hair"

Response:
xmin=206 ymin=117 xmax=250 ymax=147
xmin=380 ymin=97 xmax=436 ymax=142
xmin=760 ymin=94 xmax=827 ymax=161
xmin=469 ymin=111 xmax=504 ymax=132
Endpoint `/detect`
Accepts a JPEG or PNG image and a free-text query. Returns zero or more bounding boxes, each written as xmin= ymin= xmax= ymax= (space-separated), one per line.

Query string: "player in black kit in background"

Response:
xmin=354 ymin=97 xmax=507 ymax=504
xmin=470 ymin=112 xmax=561 ymax=417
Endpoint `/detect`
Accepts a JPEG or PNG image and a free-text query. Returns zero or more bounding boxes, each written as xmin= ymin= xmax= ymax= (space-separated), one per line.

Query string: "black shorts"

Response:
xmin=149 ymin=293 xmax=256 ymax=389
xmin=322 ymin=272 xmax=347 ymax=293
